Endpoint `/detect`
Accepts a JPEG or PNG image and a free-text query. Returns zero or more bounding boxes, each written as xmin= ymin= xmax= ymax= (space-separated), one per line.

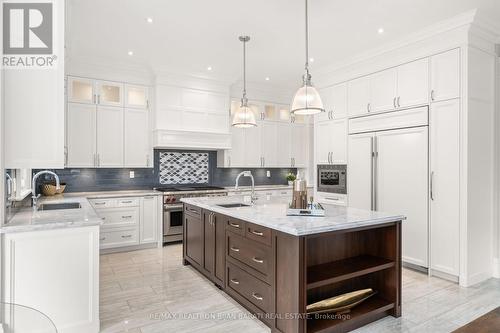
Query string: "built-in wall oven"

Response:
xmin=156 ymin=186 xmax=228 ymax=243
xmin=317 ymin=164 xmax=347 ymax=194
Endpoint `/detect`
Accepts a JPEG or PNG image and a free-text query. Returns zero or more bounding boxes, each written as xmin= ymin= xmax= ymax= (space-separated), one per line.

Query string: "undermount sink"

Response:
xmin=217 ymin=203 xmax=251 ymax=208
xmin=38 ymin=202 xmax=82 ymax=211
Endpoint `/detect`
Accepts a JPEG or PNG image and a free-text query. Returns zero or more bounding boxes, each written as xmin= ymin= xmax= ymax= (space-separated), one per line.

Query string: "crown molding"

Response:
xmin=315 ymin=9 xmax=478 ymax=83
xmin=154 ymin=72 xmax=231 ymax=94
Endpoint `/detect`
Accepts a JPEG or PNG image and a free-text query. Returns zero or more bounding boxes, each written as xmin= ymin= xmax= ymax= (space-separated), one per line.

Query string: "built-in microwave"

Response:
xmin=317 ymin=164 xmax=347 ymax=194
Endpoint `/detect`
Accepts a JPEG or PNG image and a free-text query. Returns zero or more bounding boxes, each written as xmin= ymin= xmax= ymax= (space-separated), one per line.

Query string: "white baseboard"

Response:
xmin=461 ymin=269 xmax=493 ymax=287
xmin=493 ymin=258 xmax=500 ymax=278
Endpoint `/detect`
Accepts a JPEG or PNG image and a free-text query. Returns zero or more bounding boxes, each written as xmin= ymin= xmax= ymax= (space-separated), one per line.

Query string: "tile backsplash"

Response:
xmin=32 ymin=149 xmax=297 ymax=193
xmin=159 ymin=152 xmax=209 ymax=185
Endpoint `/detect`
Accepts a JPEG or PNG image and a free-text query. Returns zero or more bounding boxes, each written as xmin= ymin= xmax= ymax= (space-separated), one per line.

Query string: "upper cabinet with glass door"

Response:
xmin=96 ymin=80 xmax=124 ymax=107
xmin=125 ymin=84 xmax=149 ymax=109
xmin=68 ymin=77 xmax=96 ymax=104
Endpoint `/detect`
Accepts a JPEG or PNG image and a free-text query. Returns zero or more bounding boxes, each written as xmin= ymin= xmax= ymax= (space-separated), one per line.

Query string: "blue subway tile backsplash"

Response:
xmin=33 ymin=149 xmax=296 ymax=193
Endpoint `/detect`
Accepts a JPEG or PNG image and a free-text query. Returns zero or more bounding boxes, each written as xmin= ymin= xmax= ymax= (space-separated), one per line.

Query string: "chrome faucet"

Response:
xmin=32 ymin=170 xmax=60 ymax=210
xmin=235 ymin=171 xmax=258 ymax=204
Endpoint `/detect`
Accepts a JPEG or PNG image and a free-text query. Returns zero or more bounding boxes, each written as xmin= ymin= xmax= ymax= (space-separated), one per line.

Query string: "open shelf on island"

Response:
xmin=307 ymin=255 xmax=395 ymax=290
xmin=307 ymin=295 xmax=394 ymax=333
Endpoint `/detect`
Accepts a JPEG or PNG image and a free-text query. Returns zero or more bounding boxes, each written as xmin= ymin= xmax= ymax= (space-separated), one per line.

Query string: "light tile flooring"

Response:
xmin=100 ymin=244 xmax=500 ymax=333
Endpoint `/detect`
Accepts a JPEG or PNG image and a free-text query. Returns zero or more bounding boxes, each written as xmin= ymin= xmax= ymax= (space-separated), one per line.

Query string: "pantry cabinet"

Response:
xmin=66 ymin=76 xmax=151 ymax=168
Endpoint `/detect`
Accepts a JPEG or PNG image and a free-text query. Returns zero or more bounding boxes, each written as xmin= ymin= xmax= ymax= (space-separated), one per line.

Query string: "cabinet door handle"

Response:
xmin=99 ymin=237 xmax=105 ymax=241
xmin=121 ymin=200 xmax=133 ymax=204
xmin=230 ymin=279 xmax=240 ymax=285
xmin=97 ymin=154 xmax=101 ymax=167
xmin=430 ymin=90 xmax=435 ymax=101
xmin=252 ymin=257 xmax=264 ymax=264
xmin=230 ymin=247 xmax=240 ymax=252
xmin=367 ymin=103 xmax=371 ymax=112
xmin=228 ymin=156 xmax=231 ymax=167
xmin=252 ymin=293 xmax=264 ymax=301
xmin=251 ymin=230 xmax=264 ymax=236
xmin=122 ymin=215 xmax=133 ymax=219
xmin=397 ymin=96 xmax=401 ymax=107
xmin=97 ymin=94 xmax=101 ymax=104
xmin=229 ymin=222 xmax=240 ymax=228
xmin=393 ymin=97 xmax=397 ymax=108
xmin=430 ymin=171 xmax=435 ymax=201
xmin=93 ymin=94 xmax=96 ymax=104
xmin=121 ymin=235 xmax=133 ymax=238
xmin=146 ymin=154 xmax=149 ymax=167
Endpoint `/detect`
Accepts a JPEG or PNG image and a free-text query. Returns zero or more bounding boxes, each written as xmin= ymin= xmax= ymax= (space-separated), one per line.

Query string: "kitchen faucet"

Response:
xmin=32 ymin=170 xmax=60 ymax=210
xmin=235 ymin=171 xmax=258 ymax=204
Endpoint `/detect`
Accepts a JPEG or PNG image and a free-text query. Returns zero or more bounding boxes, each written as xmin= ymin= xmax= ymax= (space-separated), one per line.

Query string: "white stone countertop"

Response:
xmin=181 ymin=196 xmax=405 ymax=236
xmin=1 ymin=195 xmax=103 ymax=234
xmin=225 ymin=185 xmax=313 ymax=192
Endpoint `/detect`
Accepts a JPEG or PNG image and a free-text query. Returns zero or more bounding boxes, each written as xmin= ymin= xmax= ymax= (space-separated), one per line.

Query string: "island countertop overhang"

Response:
xmin=181 ymin=196 xmax=405 ymax=236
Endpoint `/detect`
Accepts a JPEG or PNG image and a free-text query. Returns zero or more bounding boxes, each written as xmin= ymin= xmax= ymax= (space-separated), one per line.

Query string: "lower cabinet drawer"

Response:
xmin=100 ymin=228 xmax=139 ymax=248
xmin=227 ymin=262 xmax=272 ymax=313
xmin=227 ymin=232 xmax=272 ymax=278
xmin=97 ymin=208 xmax=139 ymax=229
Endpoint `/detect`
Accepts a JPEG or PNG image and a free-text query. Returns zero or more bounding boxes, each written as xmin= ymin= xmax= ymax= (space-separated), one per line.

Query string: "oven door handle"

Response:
xmin=164 ymin=204 xmax=183 ymax=211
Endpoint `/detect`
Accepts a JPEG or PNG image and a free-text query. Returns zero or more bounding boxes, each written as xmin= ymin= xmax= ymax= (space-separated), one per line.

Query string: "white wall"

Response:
xmin=495 ymin=56 xmax=500 ymax=278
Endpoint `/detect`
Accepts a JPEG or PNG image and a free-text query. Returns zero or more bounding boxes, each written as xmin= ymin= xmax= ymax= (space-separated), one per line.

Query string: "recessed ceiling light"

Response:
xmin=309 ymin=57 xmax=314 ymax=63
xmin=265 ymin=77 xmax=270 ymax=81
xmin=128 ymin=51 xmax=133 ymax=56
xmin=378 ymin=27 xmax=384 ymax=34
xmin=207 ymin=66 xmax=212 ymax=71
xmin=146 ymin=17 xmax=153 ymax=23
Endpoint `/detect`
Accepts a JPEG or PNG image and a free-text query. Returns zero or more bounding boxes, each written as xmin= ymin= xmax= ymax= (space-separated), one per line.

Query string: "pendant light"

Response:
xmin=232 ymin=36 xmax=257 ymax=128
xmin=290 ymin=0 xmax=324 ymax=116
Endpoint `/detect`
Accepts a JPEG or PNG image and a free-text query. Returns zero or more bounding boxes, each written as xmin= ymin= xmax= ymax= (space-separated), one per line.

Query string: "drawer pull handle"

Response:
xmin=325 ymin=197 xmax=339 ymax=201
xmin=230 ymin=279 xmax=240 ymax=285
xmin=252 ymin=257 xmax=264 ymax=264
xmin=252 ymin=293 xmax=264 ymax=301
xmin=251 ymin=230 xmax=264 ymax=236
xmin=101 ymin=217 xmax=106 ymax=220
xmin=94 ymin=202 xmax=106 ymax=205
xmin=121 ymin=235 xmax=133 ymax=238
xmin=230 ymin=247 xmax=240 ymax=252
xmin=121 ymin=200 xmax=133 ymax=204
xmin=122 ymin=215 xmax=133 ymax=219
xmin=229 ymin=222 xmax=240 ymax=228
xmin=99 ymin=237 xmax=105 ymax=241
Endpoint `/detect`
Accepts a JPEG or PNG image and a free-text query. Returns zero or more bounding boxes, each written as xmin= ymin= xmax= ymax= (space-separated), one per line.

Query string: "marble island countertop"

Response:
xmin=1 ymin=195 xmax=103 ymax=234
xmin=181 ymin=196 xmax=405 ymax=236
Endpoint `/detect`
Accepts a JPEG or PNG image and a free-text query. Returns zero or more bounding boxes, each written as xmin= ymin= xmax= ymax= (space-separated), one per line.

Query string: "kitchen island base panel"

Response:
xmin=182 ymin=202 xmax=402 ymax=333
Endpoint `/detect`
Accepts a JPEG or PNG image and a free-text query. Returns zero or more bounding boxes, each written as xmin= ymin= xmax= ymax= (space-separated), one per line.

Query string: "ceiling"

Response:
xmin=67 ymin=0 xmax=500 ymax=87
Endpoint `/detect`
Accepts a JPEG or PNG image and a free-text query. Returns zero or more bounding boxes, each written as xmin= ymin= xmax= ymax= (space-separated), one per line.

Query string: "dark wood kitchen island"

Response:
xmin=181 ymin=196 xmax=404 ymax=333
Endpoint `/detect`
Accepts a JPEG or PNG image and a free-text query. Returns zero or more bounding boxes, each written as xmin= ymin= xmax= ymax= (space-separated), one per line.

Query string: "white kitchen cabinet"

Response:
xmin=67 ymin=103 xmax=96 ymax=167
xmin=2 ymin=226 xmax=100 ymax=333
xmin=261 ymin=122 xmax=278 ymax=167
xmin=229 ymin=127 xmax=246 ymax=167
xmin=125 ymin=84 xmax=149 ymax=109
xmin=430 ymin=99 xmax=460 ymax=276
xmin=348 ymin=76 xmax=371 ymax=117
xmin=96 ymin=106 xmax=124 ymax=167
xmin=68 ymin=77 xmax=96 ymax=104
xmin=277 ymin=104 xmax=292 ymax=122
xmin=315 ymin=192 xmax=348 ymax=206
xmin=141 ymin=196 xmax=158 ymax=244
xmin=124 ymin=108 xmax=150 ymax=167
xmin=397 ymin=58 xmax=429 ymax=108
xmin=96 ymin=80 xmax=124 ymax=107
xmin=376 ymin=127 xmax=429 ymax=268
xmin=430 ymin=49 xmax=460 ymax=102
xmin=315 ymin=119 xmax=347 ymax=165
xmin=244 ymin=126 xmax=262 ymax=167
xmin=318 ymin=83 xmax=348 ymax=121
xmin=291 ymin=124 xmax=307 ymax=168
xmin=347 ymin=132 xmax=374 ymax=210
xmin=370 ymin=68 xmax=397 ymax=112
xmin=276 ymin=123 xmax=292 ymax=167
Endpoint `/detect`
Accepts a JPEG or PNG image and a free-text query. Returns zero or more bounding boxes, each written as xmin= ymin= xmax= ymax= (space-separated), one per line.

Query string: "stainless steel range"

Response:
xmin=155 ymin=186 xmax=228 ymax=243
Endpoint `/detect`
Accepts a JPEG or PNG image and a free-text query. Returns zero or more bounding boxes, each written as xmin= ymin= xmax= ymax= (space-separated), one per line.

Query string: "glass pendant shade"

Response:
xmin=291 ymin=83 xmax=324 ymax=115
xmin=232 ymin=101 xmax=257 ymax=128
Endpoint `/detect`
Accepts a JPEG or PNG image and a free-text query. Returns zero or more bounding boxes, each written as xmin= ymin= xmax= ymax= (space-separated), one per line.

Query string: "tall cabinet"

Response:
xmin=66 ymin=76 xmax=151 ymax=168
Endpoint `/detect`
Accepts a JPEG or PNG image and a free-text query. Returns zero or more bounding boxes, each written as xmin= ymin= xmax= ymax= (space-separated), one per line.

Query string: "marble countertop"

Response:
xmin=181 ymin=196 xmax=405 ymax=236
xmin=225 ymin=184 xmax=313 ymax=192
xmin=1 ymin=195 xmax=103 ymax=234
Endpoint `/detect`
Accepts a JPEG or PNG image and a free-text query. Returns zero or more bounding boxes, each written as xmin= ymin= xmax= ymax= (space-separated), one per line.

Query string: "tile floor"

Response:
xmin=100 ymin=244 xmax=500 ymax=333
